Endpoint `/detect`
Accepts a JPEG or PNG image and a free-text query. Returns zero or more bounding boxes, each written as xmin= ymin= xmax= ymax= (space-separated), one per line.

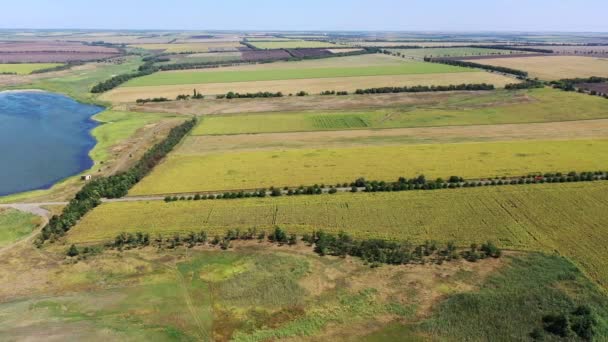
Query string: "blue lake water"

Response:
xmin=0 ymin=91 xmax=103 ymax=196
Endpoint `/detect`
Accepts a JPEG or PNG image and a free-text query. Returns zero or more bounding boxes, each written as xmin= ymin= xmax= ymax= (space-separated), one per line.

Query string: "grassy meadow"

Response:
xmin=192 ymin=88 xmax=608 ymax=135
xmin=129 ymin=139 xmax=608 ymax=195
xmin=125 ymin=63 xmax=474 ymax=87
xmin=0 ymin=63 xmax=63 ymax=75
xmin=0 ymin=209 xmax=41 ymax=247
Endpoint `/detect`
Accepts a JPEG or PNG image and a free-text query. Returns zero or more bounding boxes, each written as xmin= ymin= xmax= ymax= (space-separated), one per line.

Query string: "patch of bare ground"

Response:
xmin=127 ymin=90 xmax=530 ymax=116
xmin=180 ymin=119 xmax=608 ymax=154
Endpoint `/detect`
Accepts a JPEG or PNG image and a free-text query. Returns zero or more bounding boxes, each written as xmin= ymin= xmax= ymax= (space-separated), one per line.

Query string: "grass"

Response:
xmin=473 ymin=55 xmax=608 ymax=80
xmin=0 ymin=63 xmax=63 ymax=75
xmin=388 ymin=47 xmax=529 ymax=59
xmin=89 ymin=110 xmax=182 ymax=163
xmin=420 ymin=253 xmax=608 ymax=341
xmin=249 ymin=40 xmax=338 ymax=49
xmin=73 ymin=182 xmax=608 ymax=289
xmin=124 ymin=63 xmax=474 ymax=87
xmin=192 ymin=88 xmax=608 ymax=135
xmin=0 ymin=209 xmax=40 ymax=247
xmin=129 ymin=139 xmax=608 ymax=195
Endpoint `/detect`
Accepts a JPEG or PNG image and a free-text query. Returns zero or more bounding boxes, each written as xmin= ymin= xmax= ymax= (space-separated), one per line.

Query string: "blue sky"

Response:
xmin=2 ymin=0 xmax=607 ymax=32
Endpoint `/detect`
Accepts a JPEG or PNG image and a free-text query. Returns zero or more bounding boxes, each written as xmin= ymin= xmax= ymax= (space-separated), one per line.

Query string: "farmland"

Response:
xmin=191 ymin=88 xmax=608 ymax=135
xmin=248 ymin=40 xmax=339 ymax=49
xmin=124 ymin=61 xmax=474 ymax=87
xmin=129 ymin=139 xmax=608 ymax=195
xmin=0 ymin=41 xmax=121 ymax=63
xmin=74 ymin=182 xmax=608 ymax=288
xmin=0 ymin=63 xmax=63 ymax=74
xmin=130 ymin=42 xmax=242 ymax=53
xmin=388 ymin=47 xmax=529 ymax=59
xmin=0 ymin=208 xmax=41 ymax=247
xmin=472 ymin=55 xmax=608 ymax=80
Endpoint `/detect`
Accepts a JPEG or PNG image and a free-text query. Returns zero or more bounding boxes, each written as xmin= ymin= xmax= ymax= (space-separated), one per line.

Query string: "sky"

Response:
xmin=1 ymin=0 xmax=607 ymax=32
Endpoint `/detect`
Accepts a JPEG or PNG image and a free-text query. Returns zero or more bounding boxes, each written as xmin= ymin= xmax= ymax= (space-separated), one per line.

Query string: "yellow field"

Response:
xmin=0 ymin=63 xmax=63 ymax=75
xmin=129 ymin=139 xmax=608 ymax=195
xmin=71 ymin=182 xmax=608 ymax=288
xmin=474 ymin=56 xmax=608 ymax=80
xmin=102 ymin=72 xmax=514 ymax=103
xmin=129 ymin=42 xmax=241 ymax=53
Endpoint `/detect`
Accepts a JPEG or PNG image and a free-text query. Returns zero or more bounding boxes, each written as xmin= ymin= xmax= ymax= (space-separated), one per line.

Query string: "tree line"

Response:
xmin=550 ymin=76 xmax=608 ymax=99
xmin=354 ymin=83 xmax=494 ymax=94
xmin=93 ymin=228 xmax=501 ymax=268
xmin=424 ymin=57 xmax=529 ymax=77
xmin=505 ymin=79 xmax=545 ymax=90
xmin=91 ymin=61 xmax=157 ymax=93
xmin=38 ymin=118 xmax=197 ymax=245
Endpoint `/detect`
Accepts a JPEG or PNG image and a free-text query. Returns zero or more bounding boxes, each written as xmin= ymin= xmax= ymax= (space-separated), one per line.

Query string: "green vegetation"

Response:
xmin=73 ymin=182 xmax=608 ymax=289
xmin=124 ymin=62 xmax=475 ymax=87
xmin=389 ymin=47 xmax=528 ymax=59
xmin=420 ymin=254 xmax=608 ymax=341
xmin=0 ymin=209 xmax=40 ymax=247
xmin=0 ymin=63 xmax=64 ymax=75
xmin=130 ymin=139 xmax=608 ymax=194
xmin=193 ymin=88 xmax=608 ymax=135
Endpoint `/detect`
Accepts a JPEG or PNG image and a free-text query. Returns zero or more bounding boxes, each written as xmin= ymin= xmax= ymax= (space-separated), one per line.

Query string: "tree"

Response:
xmin=67 ymin=244 xmax=79 ymax=257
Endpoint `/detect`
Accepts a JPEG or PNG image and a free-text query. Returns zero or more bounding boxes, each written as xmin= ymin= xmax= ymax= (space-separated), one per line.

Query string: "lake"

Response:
xmin=0 ymin=91 xmax=103 ymax=196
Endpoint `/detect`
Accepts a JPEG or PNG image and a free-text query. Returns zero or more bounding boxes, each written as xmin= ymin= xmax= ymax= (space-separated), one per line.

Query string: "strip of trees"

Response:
xmin=505 ymin=79 xmax=545 ymax=90
xmin=355 ymin=83 xmax=494 ymax=94
xmin=101 ymin=228 xmax=501 ymax=267
xmin=91 ymin=61 xmax=157 ymax=93
xmin=38 ymin=118 xmax=197 ymax=245
xmin=424 ymin=57 xmax=529 ymax=78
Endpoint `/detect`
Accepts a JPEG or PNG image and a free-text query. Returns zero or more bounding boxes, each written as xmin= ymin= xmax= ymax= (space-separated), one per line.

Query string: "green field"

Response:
xmin=249 ymin=40 xmax=338 ymax=49
xmin=124 ymin=62 xmax=474 ymax=87
xmin=75 ymin=182 xmax=608 ymax=289
xmin=193 ymin=88 xmax=608 ymax=135
xmin=0 ymin=209 xmax=40 ymax=247
xmin=388 ymin=47 xmax=529 ymax=59
xmin=129 ymin=139 xmax=608 ymax=195
xmin=0 ymin=63 xmax=63 ymax=75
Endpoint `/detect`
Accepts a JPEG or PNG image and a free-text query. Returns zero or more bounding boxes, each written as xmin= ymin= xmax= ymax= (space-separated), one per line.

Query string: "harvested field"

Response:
xmin=182 ymin=119 xmax=608 ymax=153
xmin=72 ymin=182 xmax=608 ymax=288
xmin=452 ymin=53 xmax=547 ymax=61
xmin=526 ymin=45 xmax=608 ymax=55
xmin=129 ymin=139 xmax=608 ymax=195
xmin=472 ymin=55 xmax=608 ymax=80
xmin=249 ymin=40 xmax=338 ymax=49
xmin=130 ymin=42 xmax=242 ymax=53
xmin=128 ymin=89 xmax=523 ymax=115
xmin=287 ymin=48 xmax=333 ymax=58
xmin=350 ymin=42 xmax=503 ymax=47
xmin=161 ymin=52 xmax=242 ymax=65
xmin=103 ymin=72 xmax=513 ymax=102
xmin=0 ymin=63 xmax=63 ymax=75
xmin=327 ymin=48 xmax=364 ymax=54
xmin=577 ymin=82 xmax=608 ymax=94
xmin=0 ymin=41 xmax=120 ymax=63
xmin=241 ymin=49 xmax=291 ymax=61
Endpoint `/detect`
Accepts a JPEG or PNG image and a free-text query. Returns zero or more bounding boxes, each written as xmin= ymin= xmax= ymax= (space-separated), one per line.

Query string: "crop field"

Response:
xmin=526 ymin=45 xmax=608 ymax=55
xmin=129 ymin=42 xmax=242 ymax=53
xmin=191 ymin=88 xmax=608 ymax=135
xmin=349 ymin=41 xmax=501 ymax=47
xmin=73 ymin=182 xmax=608 ymax=288
xmin=0 ymin=63 xmax=63 ymax=74
xmin=248 ymin=40 xmax=338 ymax=49
xmin=388 ymin=47 xmax=530 ymax=59
xmin=104 ymin=72 xmax=513 ymax=103
xmin=124 ymin=62 xmax=473 ymax=87
xmin=129 ymin=139 xmax=608 ymax=195
xmin=0 ymin=41 xmax=120 ymax=63
xmin=0 ymin=208 xmax=40 ymax=247
xmin=161 ymin=52 xmax=243 ymax=65
xmin=184 ymin=119 xmax=608 ymax=153
xmin=473 ymin=55 xmax=608 ymax=80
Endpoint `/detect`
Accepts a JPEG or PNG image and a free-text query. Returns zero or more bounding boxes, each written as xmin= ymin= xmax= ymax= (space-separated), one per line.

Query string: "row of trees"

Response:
xmin=136 ymin=97 xmax=170 ymax=104
xmin=354 ymin=83 xmax=494 ymax=94
xmin=39 ymin=118 xmax=197 ymax=245
xmin=537 ymin=306 xmax=597 ymax=340
xmin=505 ymin=79 xmax=545 ymax=90
xmin=31 ymin=61 xmax=84 ymax=74
xmin=216 ymin=91 xmax=284 ymax=99
xmin=424 ymin=57 xmax=529 ymax=77
xmin=101 ymin=227 xmax=501 ymax=267
xmin=91 ymin=61 xmax=157 ymax=93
